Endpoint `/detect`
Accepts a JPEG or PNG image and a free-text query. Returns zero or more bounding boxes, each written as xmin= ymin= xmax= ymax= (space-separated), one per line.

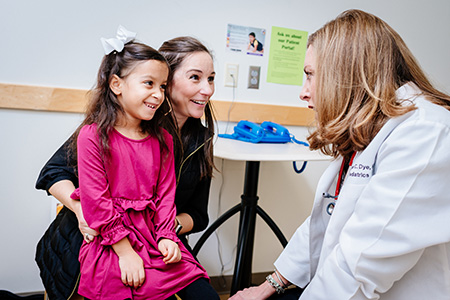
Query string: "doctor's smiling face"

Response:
xmin=300 ymin=45 xmax=316 ymax=109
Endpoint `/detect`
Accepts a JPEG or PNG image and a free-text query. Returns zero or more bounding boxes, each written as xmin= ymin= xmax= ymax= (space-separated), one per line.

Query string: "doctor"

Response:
xmin=230 ymin=9 xmax=450 ymax=300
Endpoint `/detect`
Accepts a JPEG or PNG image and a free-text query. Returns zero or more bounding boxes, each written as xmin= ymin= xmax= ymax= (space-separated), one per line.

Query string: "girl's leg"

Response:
xmin=175 ymin=278 xmax=220 ymax=300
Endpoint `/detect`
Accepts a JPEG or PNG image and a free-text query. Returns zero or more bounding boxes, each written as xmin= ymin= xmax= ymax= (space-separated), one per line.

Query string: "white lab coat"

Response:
xmin=275 ymin=83 xmax=450 ymax=300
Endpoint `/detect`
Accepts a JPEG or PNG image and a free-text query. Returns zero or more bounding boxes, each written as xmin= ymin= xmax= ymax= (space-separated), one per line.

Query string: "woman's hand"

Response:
xmin=49 ymin=180 xmax=99 ymax=243
xmin=73 ymin=201 xmax=99 ymax=243
xmin=158 ymin=238 xmax=181 ymax=264
xmin=112 ymin=238 xmax=145 ymax=288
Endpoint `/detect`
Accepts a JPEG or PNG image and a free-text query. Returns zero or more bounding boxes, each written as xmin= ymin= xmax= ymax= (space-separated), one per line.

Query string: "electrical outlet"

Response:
xmin=225 ymin=63 xmax=239 ymax=87
xmin=248 ymin=66 xmax=261 ymax=89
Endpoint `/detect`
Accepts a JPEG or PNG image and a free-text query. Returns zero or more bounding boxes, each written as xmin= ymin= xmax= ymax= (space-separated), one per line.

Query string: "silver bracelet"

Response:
xmin=266 ymin=274 xmax=285 ymax=294
xmin=274 ymin=269 xmax=288 ymax=289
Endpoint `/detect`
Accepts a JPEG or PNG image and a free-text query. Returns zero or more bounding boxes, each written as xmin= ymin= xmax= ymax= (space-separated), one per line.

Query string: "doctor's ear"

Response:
xmin=109 ymin=74 xmax=123 ymax=96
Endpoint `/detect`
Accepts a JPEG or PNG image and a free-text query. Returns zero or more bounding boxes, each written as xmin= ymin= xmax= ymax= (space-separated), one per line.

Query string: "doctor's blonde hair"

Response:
xmin=307 ymin=9 xmax=450 ymax=159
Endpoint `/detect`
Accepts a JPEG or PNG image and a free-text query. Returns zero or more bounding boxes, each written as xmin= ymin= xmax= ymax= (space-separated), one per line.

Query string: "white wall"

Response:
xmin=1 ymin=0 xmax=449 ymax=294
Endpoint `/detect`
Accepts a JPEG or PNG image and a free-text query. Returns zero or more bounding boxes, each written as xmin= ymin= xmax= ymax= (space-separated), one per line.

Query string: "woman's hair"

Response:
xmin=69 ymin=42 xmax=171 ymax=163
xmin=307 ymin=9 xmax=450 ymax=159
xmin=159 ymin=37 xmax=216 ymax=179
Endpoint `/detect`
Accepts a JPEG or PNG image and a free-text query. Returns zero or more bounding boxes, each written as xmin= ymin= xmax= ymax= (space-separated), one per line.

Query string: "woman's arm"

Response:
xmin=36 ymin=139 xmax=78 ymax=193
xmin=48 ymin=179 xmax=77 ymax=211
xmin=49 ymin=180 xmax=98 ymax=241
xmin=37 ymin=139 xmax=98 ymax=240
xmin=174 ymin=213 xmax=193 ymax=235
xmin=176 ymin=175 xmax=211 ymax=235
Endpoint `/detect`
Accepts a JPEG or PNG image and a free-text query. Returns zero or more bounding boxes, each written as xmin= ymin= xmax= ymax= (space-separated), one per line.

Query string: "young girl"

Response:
xmin=73 ymin=27 xmax=209 ymax=300
xmin=35 ymin=35 xmax=220 ymax=299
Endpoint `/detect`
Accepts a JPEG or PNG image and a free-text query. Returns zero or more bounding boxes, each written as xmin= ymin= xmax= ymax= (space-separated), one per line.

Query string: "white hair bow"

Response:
xmin=100 ymin=25 xmax=137 ymax=55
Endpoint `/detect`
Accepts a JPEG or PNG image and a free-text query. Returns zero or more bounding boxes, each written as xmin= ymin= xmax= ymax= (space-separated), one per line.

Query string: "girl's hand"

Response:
xmin=112 ymin=238 xmax=145 ymax=288
xmin=117 ymin=249 xmax=145 ymax=288
xmin=158 ymin=238 xmax=181 ymax=264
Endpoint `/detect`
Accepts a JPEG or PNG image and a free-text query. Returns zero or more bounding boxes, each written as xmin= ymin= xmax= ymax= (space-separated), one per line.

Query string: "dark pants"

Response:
xmin=267 ymin=287 xmax=303 ymax=300
xmin=166 ymin=278 xmax=220 ymax=300
xmin=0 ymin=290 xmax=44 ymax=300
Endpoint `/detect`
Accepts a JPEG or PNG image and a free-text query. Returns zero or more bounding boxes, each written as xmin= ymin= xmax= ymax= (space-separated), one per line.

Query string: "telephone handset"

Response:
xmin=219 ymin=120 xmax=298 ymax=144
xmin=219 ymin=120 xmax=310 ymax=173
xmin=260 ymin=121 xmax=291 ymax=141
xmin=233 ymin=120 xmax=267 ymax=141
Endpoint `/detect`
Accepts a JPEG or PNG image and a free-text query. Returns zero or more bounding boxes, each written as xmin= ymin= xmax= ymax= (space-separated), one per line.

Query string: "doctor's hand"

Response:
xmin=229 ymin=281 xmax=275 ymax=300
xmin=158 ymin=238 xmax=181 ymax=264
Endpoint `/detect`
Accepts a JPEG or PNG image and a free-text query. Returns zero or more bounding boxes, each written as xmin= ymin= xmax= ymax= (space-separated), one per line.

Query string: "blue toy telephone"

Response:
xmin=219 ymin=120 xmax=310 ymax=174
xmin=260 ymin=121 xmax=291 ymax=142
xmin=219 ymin=120 xmax=308 ymax=145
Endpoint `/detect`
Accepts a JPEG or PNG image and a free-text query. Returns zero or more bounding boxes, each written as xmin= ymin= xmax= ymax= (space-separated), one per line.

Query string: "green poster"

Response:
xmin=267 ymin=26 xmax=308 ymax=86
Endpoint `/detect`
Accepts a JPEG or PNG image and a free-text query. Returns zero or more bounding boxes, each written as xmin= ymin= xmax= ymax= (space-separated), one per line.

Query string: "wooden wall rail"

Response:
xmin=0 ymin=83 xmax=315 ymax=126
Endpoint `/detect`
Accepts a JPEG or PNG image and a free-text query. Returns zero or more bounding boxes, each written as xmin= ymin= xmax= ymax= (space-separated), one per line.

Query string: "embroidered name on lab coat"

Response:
xmin=348 ymin=163 xmax=372 ymax=179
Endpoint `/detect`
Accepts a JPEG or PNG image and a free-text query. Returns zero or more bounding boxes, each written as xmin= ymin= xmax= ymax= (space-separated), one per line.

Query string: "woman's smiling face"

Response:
xmin=169 ymin=51 xmax=215 ymax=128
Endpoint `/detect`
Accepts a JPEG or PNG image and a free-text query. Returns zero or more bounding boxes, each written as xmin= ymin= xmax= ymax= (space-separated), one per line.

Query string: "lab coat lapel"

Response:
xmin=309 ymin=157 xmax=342 ymax=278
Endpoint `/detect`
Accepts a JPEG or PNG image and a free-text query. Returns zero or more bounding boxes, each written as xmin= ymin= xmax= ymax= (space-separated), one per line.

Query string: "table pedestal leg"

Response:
xmin=192 ymin=160 xmax=288 ymax=296
xmin=256 ymin=206 xmax=288 ymax=247
xmin=230 ymin=161 xmax=259 ymax=295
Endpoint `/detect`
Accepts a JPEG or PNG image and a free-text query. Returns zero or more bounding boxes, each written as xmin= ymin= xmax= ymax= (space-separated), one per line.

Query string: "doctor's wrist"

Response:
xmin=274 ymin=269 xmax=289 ymax=289
xmin=266 ymin=269 xmax=291 ymax=295
xmin=266 ymin=274 xmax=285 ymax=294
xmin=260 ymin=280 xmax=277 ymax=298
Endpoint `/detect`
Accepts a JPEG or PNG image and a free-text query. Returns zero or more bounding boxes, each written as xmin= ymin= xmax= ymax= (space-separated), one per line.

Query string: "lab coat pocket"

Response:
xmin=333 ymin=183 xmax=366 ymax=221
xmin=322 ymin=183 xmax=368 ymax=251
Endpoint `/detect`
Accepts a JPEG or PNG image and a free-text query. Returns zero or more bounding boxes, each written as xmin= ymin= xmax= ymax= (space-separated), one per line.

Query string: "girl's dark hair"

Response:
xmin=158 ymin=37 xmax=216 ymax=179
xmin=69 ymin=42 xmax=171 ymax=165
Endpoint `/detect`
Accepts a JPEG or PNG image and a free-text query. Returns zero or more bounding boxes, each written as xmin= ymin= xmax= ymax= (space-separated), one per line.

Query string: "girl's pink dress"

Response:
xmin=74 ymin=124 xmax=208 ymax=300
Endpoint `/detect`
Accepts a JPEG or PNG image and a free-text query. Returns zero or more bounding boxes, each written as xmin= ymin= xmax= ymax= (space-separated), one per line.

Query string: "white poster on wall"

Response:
xmin=226 ymin=24 xmax=266 ymax=57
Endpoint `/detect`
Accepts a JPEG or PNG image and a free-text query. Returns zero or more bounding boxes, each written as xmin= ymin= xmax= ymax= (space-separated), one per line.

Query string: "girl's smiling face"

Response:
xmin=300 ymin=45 xmax=316 ymax=110
xmin=112 ymin=59 xmax=168 ymax=127
xmin=168 ymin=51 xmax=215 ymax=128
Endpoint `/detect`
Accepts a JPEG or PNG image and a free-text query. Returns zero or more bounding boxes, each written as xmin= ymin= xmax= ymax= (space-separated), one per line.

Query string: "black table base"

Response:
xmin=192 ymin=161 xmax=288 ymax=295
